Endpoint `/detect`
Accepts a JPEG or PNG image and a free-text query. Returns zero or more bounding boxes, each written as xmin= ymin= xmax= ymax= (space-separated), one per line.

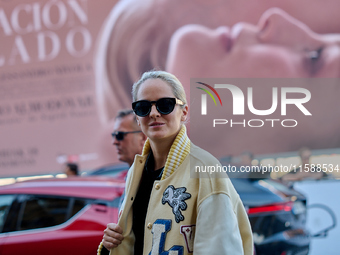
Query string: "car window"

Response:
xmin=20 ymin=196 xmax=70 ymax=231
xmin=14 ymin=195 xmax=87 ymax=232
xmin=71 ymin=199 xmax=86 ymax=218
xmin=2 ymin=195 xmax=88 ymax=233
xmin=0 ymin=195 xmax=15 ymax=233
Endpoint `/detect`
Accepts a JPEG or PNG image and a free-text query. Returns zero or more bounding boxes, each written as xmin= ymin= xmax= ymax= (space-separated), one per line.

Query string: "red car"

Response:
xmin=0 ymin=176 xmax=125 ymax=255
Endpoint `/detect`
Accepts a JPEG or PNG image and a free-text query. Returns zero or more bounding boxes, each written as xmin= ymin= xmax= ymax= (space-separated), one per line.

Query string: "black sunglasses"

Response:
xmin=111 ymin=131 xmax=142 ymax=141
xmin=132 ymin=97 xmax=184 ymax=117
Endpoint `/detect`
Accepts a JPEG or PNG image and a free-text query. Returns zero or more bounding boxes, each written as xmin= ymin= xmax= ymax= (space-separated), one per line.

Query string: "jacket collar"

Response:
xmin=141 ymin=125 xmax=190 ymax=180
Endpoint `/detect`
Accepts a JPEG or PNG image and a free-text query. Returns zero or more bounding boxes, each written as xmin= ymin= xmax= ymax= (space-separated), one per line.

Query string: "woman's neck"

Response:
xmin=149 ymin=137 xmax=174 ymax=171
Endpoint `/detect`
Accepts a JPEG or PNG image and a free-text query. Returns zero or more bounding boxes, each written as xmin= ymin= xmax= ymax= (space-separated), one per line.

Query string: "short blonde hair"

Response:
xmin=132 ymin=70 xmax=187 ymax=106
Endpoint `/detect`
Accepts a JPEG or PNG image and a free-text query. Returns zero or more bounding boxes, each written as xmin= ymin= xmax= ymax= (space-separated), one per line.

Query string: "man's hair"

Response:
xmin=66 ymin=163 xmax=79 ymax=175
xmin=115 ymin=109 xmax=137 ymax=123
xmin=115 ymin=108 xmax=140 ymax=131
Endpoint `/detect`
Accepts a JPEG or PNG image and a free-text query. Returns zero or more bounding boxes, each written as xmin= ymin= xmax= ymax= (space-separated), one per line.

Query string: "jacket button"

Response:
xmin=155 ymin=184 xmax=160 ymax=190
xmin=147 ymin=223 xmax=152 ymax=229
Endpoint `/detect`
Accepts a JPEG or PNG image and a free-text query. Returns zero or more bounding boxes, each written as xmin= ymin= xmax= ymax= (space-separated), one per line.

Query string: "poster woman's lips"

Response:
xmin=217 ymin=26 xmax=234 ymax=52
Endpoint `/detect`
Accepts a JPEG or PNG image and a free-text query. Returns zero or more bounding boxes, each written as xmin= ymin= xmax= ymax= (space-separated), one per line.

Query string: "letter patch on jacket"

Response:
xmin=180 ymin=225 xmax=195 ymax=253
xmin=149 ymin=219 xmax=183 ymax=255
xmin=162 ymin=185 xmax=191 ymax=223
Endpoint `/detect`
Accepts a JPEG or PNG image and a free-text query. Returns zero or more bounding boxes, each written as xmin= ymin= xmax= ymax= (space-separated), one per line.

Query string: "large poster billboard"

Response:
xmin=1 ymin=0 xmax=340 ymax=178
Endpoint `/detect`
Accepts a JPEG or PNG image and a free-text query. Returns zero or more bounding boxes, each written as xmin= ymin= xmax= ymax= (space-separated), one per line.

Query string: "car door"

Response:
xmin=0 ymin=194 xmax=112 ymax=255
xmin=1 ymin=194 xmax=92 ymax=255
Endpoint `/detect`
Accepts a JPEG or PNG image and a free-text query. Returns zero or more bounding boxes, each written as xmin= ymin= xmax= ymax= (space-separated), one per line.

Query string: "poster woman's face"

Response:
xmin=166 ymin=8 xmax=340 ymax=156
xmin=166 ymin=8 xmax=340 ymax=80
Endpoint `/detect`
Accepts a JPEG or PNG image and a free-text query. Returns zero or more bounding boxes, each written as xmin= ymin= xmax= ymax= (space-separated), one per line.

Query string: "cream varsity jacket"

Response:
xmin=98 ymin=126 xmax=253 ymax=255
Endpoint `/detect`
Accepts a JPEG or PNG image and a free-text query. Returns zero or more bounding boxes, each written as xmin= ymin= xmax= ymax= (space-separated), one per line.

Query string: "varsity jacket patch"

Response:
xmin=180 ymin=225 xmax=195 ymax=253
xmin=149 ymin=219 xmax=184 ymax=255
xmin=162 ymin=185 xmax=191 ymax=223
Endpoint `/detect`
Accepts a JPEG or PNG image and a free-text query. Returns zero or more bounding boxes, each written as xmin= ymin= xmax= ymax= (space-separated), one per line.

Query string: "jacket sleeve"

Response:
xmin=193 ymin=193 xmax=252 ymax=255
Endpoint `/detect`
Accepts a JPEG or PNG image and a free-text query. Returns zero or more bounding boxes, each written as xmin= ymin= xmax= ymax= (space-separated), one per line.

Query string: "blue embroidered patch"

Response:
xmin=162 ymin=185 xmax=191 ymax=223
xmin=149 ymin=219 xmax=184 ymax=255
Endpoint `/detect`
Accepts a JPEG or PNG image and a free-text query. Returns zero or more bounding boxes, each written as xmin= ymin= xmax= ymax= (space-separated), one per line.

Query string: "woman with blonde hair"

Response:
xmin=97 ymin=70 xmax=253 ymax=255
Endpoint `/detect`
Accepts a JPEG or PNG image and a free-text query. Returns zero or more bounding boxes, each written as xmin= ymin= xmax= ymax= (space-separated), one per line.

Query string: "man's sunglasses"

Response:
xmin=111 ymin=131 xmax=142 ymax=141
xmin=132 ymin=97 xmax=184 ymax=117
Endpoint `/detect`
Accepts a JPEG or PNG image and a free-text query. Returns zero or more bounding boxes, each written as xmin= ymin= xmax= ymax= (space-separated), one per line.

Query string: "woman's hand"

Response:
xmin=102 ymin=223 xmax=124 ymax=250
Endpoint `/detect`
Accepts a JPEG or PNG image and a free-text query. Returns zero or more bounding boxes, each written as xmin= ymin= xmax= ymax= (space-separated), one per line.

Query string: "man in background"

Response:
xmin=111 ymin=109 xmax=146 ymax=168
xmin=64 ymin=163 xmax=79 ymax=177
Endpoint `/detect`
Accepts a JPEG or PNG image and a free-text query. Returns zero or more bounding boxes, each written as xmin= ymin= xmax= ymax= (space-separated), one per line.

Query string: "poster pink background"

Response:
xmin=0 ymin=0 xmax=118 ymax=177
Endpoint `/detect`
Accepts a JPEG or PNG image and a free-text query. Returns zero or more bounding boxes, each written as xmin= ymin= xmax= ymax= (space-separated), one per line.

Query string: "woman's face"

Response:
xmin=166 ymin=8 xmax=340 ymax=80
xmin=135 ymin=78 xmax=188 ymax=143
